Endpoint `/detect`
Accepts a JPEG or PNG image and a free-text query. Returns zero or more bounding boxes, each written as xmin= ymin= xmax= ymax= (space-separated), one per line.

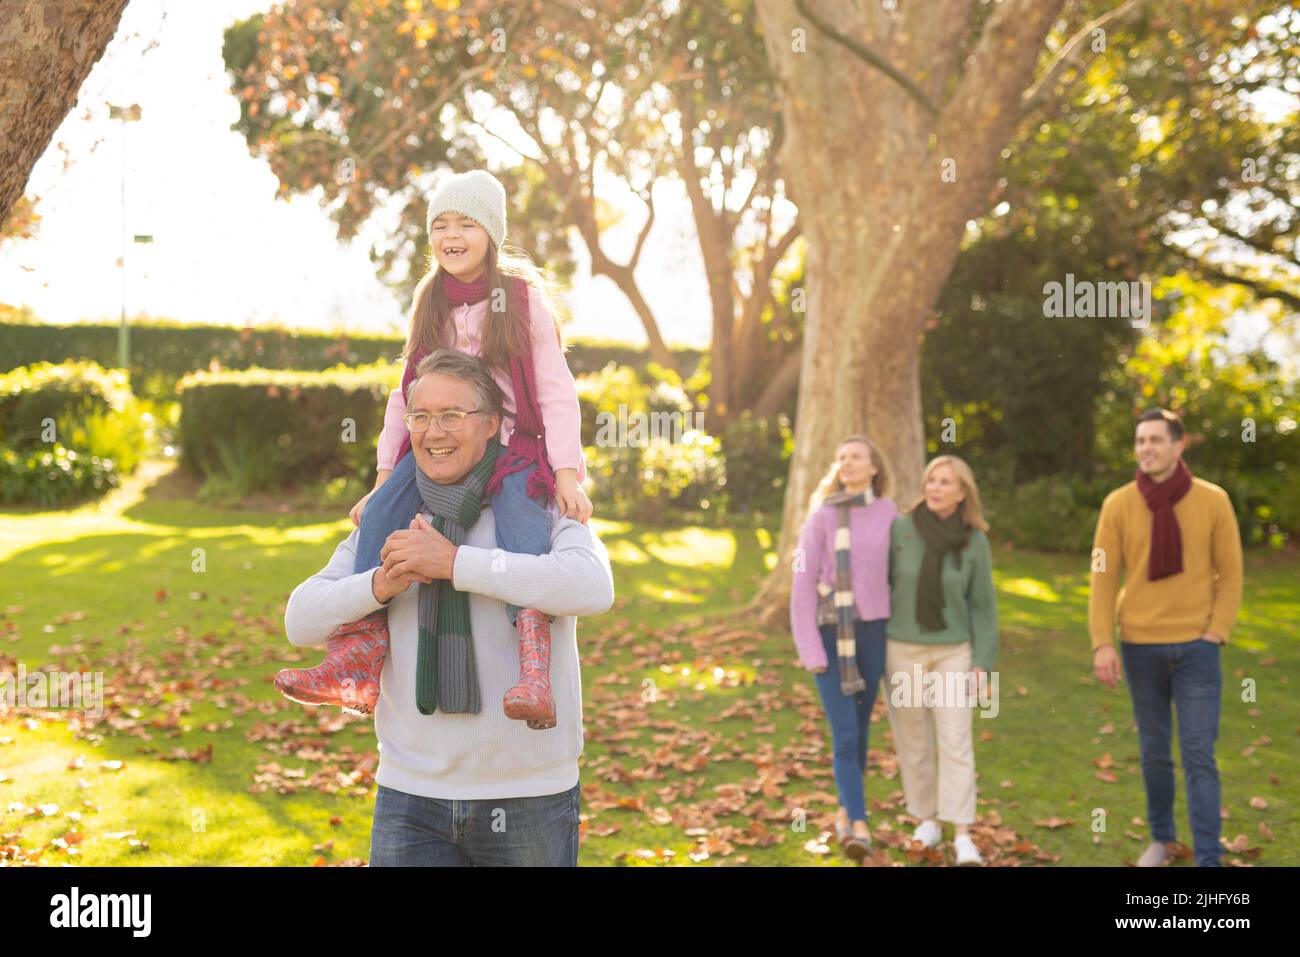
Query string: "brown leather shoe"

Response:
xmin=843 ymin=834 xmax=872 ymax=862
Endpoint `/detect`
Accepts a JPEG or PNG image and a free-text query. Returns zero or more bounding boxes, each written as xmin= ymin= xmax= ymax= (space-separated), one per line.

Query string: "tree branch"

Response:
xmin=792 ymin=0 xmax=939 ymax=118
xmin=1020 ymin=0 xmax=1149 ymax=118
xmin=736 ymin=148 xmax=778 ymax=226
xmin=356 ymin=4 xmax=532 ymax=170
xmin=760 ymin=216 xmax=801 ymax=282
xmin=1196 ymin=264 xmax=1300 ymax=311
xmin=629 ymin=182 xmax=657 ymax=268
xmin=459 ymin=111 xmax=543 ymax=165
xmin=1203 ymin=217 xmax=1298 ymax=268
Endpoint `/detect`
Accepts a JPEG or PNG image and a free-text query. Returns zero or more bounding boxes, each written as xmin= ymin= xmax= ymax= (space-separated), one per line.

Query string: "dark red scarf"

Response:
xmin=395 ymin=271 xmax=555 ymax=504
xmin=1135 ymin=457 xmax=1192 ymax=580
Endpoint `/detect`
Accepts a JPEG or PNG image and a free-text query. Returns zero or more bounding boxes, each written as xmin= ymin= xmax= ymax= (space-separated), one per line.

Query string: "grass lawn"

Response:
xmin=1 ymin=461 xmax=1295 ymax=866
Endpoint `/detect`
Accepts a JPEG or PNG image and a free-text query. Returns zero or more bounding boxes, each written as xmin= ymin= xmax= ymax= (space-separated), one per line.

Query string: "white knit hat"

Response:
xmin=425 ymin=169 xmax=507 ymax=249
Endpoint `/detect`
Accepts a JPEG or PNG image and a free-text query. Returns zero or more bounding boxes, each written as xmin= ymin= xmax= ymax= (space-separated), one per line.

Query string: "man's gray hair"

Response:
xmin=406 ymin=348 xmax=505 ymax=417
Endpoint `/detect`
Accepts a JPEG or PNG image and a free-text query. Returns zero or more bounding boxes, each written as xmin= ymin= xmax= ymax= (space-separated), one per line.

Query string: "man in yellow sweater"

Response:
xmin=1088 ymin=409 xmax=1243 ymax=868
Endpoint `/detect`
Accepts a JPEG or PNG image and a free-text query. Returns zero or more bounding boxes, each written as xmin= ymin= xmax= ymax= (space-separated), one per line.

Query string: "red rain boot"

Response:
xmin=274 ymin=609 xmax=389 ymax=716
xmin=503 ymin=608 xmax=556 ymax=730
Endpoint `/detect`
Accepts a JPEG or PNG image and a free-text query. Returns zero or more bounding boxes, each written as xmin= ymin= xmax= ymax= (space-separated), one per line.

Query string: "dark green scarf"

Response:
xmin=411 ymin=441 xmax=500 ymax=714
xmin=912 ymin=502 xmax=970 ymax=632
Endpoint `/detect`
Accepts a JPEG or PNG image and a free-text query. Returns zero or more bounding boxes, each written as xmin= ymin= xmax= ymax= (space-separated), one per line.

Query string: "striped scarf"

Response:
xmin=816 ymin=489 xmax=872 ymax=695
xmin=411 ymin=441 xmax=500 ymax=714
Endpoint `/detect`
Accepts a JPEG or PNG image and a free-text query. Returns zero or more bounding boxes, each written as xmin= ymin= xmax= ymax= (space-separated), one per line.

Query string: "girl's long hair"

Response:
xmin=402 ymin=239 xmax=568 ymax=372
xmin=807 ymin=434 xmax=892 ymax=511
xmin=908 ymin=454 xmax=991 ymax=532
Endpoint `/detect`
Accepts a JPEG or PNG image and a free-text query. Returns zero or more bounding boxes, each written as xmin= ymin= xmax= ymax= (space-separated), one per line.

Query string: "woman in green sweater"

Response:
xmin=886 ymin=455 xmax=998 ymax=866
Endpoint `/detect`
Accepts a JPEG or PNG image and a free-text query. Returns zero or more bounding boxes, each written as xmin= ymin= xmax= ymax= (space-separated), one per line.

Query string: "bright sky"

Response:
xmin=0 ymin=0 xmax=713 ymax=347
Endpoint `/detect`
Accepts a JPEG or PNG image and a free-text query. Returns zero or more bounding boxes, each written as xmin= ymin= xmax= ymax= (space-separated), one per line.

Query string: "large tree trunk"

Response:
xmin=751 ymin=0 xmax=1066 ymax=621
xmin=0 ymin=0 xmax=130 ymax=225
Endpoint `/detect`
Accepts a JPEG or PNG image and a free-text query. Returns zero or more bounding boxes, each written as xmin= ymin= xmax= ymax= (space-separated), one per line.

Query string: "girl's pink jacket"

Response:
xmin=377 ymin=282 xmax=587 ymax=482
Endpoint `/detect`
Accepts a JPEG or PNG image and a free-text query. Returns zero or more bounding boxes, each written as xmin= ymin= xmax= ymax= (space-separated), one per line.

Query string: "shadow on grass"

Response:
xmin=121 ymin=464 xmax=347 ymax=531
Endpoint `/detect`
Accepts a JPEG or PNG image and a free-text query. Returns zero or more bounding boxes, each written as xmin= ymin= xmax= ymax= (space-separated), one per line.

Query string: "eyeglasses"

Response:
xmin=403 ymin=409 xmax=485 ymax=433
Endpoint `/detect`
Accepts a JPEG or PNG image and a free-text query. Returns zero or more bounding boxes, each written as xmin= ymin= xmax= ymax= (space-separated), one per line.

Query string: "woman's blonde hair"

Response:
xmin=403 ymin=238 xmax=569 ymax=372
xmin=808 ymin=434 xmax=892 ymax=510
xmin=910 ymin=455 xmax=990 ymax=531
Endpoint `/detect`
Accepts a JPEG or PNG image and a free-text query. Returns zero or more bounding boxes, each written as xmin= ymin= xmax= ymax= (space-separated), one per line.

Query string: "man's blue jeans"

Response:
xmin=369 ymin=780 xmax=581 ymax=866
xmin=1120 ymin=638 xmax=1223 ymax=867
xmin=812 ymin=618 xmax=887 ymax=823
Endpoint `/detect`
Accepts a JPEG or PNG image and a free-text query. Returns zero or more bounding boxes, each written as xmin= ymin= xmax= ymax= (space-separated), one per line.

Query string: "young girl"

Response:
xmin=275 ymin=169 xmax=592 ymax=730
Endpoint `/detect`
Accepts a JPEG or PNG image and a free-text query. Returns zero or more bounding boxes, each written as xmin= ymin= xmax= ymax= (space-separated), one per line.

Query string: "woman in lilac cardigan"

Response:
xmin=790 ymin=434 xmax=897 ymax=861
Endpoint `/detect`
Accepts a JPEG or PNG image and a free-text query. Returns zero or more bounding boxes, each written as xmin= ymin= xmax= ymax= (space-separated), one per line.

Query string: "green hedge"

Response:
xmin=0 ymin=317 xmax=703 ymax=400
xmin=0 ymin=319 xmax=404 ymax=401
xmin=0 ymin=360 xmax=132 ymax=445
xmin=176 ymin=362 xmax=399 ymax=495
xmin=0 ymin=362 xmax=149 ymax=504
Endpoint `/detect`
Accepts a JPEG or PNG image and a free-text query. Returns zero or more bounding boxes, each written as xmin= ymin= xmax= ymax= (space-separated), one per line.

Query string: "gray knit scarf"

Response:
xmin=411 ymin=441 xmax=500 ymax=715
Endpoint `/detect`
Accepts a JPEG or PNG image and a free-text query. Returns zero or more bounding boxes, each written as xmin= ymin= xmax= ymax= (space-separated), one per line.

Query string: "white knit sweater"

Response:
xmin=283 ymin=504 xmax=615 ymax=799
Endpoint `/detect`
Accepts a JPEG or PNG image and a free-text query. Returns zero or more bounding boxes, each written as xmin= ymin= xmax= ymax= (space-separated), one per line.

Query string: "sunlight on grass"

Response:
xmin=999 ymin=576 xmax=1062 ymax=602
xmin=1 ymin=513 xmax=346 ymax=563
xmin=139 ymin=537 xmax=187 ymax=560
xmin=590 ymin=517 xmax=632 ymax=537
xmin=642 ymin=527 xmax=736 ymax=568
xmin=238 ymin=522 xmax=350 ymax=546
xmin=604 ymin=540 xmax=652 ymax=565
xmin=649 ymin=661 xmax=756 ymax=695
xmin=637 ymin=583 xmax=706 ymax=604
xmin=0 ymin=720 xmax=371 ymax=865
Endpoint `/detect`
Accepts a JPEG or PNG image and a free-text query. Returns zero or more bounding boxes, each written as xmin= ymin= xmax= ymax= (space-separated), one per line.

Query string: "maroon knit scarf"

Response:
xmin=394 ymin=271 xmax=555 ymax=504
xmin=1135 ymin=457 xmax=1192 ymax=580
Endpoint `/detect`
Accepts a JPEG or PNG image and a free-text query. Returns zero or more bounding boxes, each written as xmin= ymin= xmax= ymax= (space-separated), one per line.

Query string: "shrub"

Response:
xmin=638 ymin=431 xmax=727 ymax=515
xmin=717 ymin=412 xmax=793 ymax=519
xmin=584 ymin=431 xmax=727 ymax=526
xmin=65 ymin=400 xmax=151 ymax=475
xmin=176 ymin=362 xmax=398 ymax=494
xmin=0 ymin=362 xmax=148 ymax=503
xmin=573 ymin=361 xmax=793 ymax=526
xmin=576 ymin=362 xmax=653 ymax=447
xmin=1201 ymin=465 xmax=1297 ymax=549
xmin=0 ymin=361 xmax=134 ymax=447
xmin=0 ymin=443 xmax=120 ymax=508
xmin=982 ymin=475 xmax=1112 ymax=553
